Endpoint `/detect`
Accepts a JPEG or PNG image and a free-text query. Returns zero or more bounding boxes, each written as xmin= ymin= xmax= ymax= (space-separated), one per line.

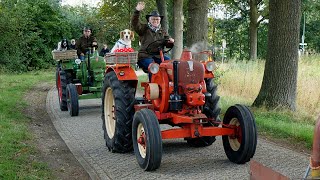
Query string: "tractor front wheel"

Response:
xmin=222 ymin=104 xmax=257 ymax=164
xmin=102 ymin=71 xmax=135 ymax=153
xmin=57 ymin=70 xmax=68 ymax=111
xmin=132 ymin=109 xmax=162 ymax=171
xmin=66 ymin=84 xmax=79 ymax=116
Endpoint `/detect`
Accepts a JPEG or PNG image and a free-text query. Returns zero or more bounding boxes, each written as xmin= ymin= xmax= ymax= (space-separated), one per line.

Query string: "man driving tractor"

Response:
xmin=76 ymin=27 xmax=98 ymax=60
xmin=131 ymin=1 xmax=174 ymax=74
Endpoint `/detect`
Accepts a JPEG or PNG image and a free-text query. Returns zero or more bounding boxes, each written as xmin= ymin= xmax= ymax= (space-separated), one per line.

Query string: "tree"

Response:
xmin=253 ymin=0 xmax=301 ymax=110
xmin=248 ymin=0 xmax=268 ymax=60
xmin=156 ymin=0 xmax=169 ymax=32
xmin=215 ymin=0 xmax=268 ymax=60
xmin=172 ymin=0 xmax=184 ymax=59
xmin=185 ymin=0 xmax=209 ymax=49
xmin=0 ymin=0 xmax=72 ymax=71
xmin=302 ymin=0 xmax=320 ymax=52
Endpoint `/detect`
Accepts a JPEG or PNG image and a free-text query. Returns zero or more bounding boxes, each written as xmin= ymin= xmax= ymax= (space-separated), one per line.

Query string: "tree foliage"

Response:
xmin=302 ymin=0 xmax=320 ymax=52
xmin=1 ymin=0 xmax=319 ymax=72
xmin=0 ymin=0 xmax=88 ymax=72
xmin=98 ymin=0 xmax=157 ymax=49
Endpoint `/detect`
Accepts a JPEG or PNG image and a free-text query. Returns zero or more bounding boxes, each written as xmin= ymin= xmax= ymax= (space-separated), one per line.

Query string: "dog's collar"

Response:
xmin=117 ymin=40 xmax=131 ymax=47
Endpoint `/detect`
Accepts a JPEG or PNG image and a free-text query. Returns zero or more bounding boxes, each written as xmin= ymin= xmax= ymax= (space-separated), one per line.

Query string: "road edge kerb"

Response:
xmin=46 ymin=86 xmax=108 ymax=180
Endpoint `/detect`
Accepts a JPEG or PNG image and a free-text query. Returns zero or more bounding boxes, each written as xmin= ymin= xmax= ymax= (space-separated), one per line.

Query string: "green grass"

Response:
xmin=137 ymin=73 xmax=149 ymax=91
xmin=0 ymin=70 xmax=54 ymax=179
xmin=254 ymin=110 xmax=314 ymax=148
xmin=217 ymin=55 xmax=320 ymax=150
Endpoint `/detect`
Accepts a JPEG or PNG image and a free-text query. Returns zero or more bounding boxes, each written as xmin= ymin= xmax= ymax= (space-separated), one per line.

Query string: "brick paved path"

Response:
xmin=47 ymin=87 xmax=310 ymax=180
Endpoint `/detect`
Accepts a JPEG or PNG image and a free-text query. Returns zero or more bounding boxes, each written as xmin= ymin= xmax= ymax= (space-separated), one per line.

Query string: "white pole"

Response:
xmin=222 ymin=48 xmax=224 ymax=64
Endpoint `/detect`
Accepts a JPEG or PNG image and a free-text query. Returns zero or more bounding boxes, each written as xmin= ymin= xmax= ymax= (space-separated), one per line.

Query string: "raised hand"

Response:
xmin=136 ymin=1 xmax=145 ymax=11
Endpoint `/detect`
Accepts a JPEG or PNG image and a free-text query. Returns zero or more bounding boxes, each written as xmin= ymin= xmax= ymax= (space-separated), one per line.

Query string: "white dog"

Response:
xmin=110 ymin=29 xmax=134 ymax=53
xmin=57 ymin=39 xmax=69 ymax=51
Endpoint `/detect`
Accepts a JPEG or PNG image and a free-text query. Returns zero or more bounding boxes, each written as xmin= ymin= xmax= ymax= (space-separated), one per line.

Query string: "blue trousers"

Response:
xmin=137 ymin=55 xmax=170 ymax=80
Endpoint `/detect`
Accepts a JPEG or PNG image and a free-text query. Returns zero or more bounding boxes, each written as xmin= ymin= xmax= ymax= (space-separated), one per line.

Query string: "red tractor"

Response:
xmin=101 ymin=39 xmax=257 ymax=171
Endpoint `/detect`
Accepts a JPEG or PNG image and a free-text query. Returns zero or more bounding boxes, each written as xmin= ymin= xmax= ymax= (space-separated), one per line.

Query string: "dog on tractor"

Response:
xmin=57 ymin=39 xmax=69 ymax=51
xmin=110 ymin=29 xmax=134 ymax=53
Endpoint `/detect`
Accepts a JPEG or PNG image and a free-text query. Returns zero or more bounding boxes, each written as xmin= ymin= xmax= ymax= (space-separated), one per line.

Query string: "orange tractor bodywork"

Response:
xmin=101 ymin=41 xmax=257 ymax=171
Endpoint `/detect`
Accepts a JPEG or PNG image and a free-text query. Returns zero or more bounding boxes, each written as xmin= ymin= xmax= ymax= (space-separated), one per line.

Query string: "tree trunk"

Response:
xmin=185 ymin=0 xmax=209 ymax=50
xmin=172 ymin=0 xmax=184 ymax=59
xmin=156 ymin=0 xmax=169 ymax=33
xmin=249 ymin=0 xmax=258 ymax=60
xmin=253 ymin=0 xmax=301 ymax=111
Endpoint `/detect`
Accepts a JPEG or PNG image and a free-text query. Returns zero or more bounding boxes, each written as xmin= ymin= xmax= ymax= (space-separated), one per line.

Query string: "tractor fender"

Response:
xmin=105 ymin=66 xmax=138 ymax=81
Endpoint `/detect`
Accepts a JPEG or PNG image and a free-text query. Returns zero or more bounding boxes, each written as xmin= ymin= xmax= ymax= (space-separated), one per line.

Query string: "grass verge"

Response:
xmin=217 ymin=55 xmax=320 ymax=150
xmin=0 ymin=70 xmax=54 ymax=179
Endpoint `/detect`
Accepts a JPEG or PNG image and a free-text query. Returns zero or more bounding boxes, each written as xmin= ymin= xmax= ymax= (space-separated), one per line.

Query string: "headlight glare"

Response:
xmin=206 ymin=61 xmax=216 ymax=72
xmin=149 ymin=63 xmax=160 ymax=74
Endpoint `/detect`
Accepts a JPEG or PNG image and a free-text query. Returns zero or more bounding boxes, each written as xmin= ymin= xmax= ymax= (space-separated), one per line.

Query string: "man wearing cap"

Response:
xmin=76 ymin=27 xmax=98 ymax=60
xmin=131 ymin=1 xmax=174 ymax=73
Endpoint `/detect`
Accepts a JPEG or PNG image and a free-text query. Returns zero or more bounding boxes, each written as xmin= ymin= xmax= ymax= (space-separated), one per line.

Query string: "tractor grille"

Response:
xmin=178 ymin=61 xmax=204 ymax=84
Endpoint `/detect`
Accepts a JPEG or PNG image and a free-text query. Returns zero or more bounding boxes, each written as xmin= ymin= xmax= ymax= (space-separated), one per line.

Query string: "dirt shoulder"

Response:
xmin=24 ymin=83 xmax=90 ymax=180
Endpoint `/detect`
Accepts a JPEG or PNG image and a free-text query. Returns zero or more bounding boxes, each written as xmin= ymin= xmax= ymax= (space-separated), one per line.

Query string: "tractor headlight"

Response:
xmin=75 ymin=58 xmax=81 ymax=65
xmin=206 ymin=61 xmax=216 ymax=72
xmin=148 ymin=63 xmax=160 ymax=74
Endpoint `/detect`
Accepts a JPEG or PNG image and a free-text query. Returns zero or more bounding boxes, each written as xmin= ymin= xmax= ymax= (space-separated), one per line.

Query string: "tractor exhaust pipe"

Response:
xmin=173 ymin=61 xmax=179 ymax=94
xmin=87 ymin=47 xmax=93 ymax=86
xmin=169 ymin=61 xmax=182 ymax=111
xmin=310 ymin=114 xmax=320 ymax=178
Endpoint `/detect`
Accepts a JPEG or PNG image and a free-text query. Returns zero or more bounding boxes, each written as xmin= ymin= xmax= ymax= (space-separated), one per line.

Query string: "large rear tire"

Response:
xmin=55 ymin=62 xmax=61 ymax=89
xmin=66 ymin=84 xmax=79 ymax=116
xmin=102 ymin=71 xmax=136 ymax=153
xmin=222 ymin=104 xmax=257 ymax=164
xmin=186 ymin=78 xmax=221 ymax=147
xmin=132 ymin=109 xmax=162 ymax=171
xmin=57 ymin=70 xmax=68 ymax=111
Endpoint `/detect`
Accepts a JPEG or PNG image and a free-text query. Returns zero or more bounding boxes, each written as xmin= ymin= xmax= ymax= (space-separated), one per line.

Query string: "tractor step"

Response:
xmin=89 ymin=87 xmax=101 ymax=92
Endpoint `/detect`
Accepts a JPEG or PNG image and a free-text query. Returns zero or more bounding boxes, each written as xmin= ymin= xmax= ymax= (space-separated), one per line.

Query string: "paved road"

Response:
xmin=47 ymin=87 xmax=310 ymax=180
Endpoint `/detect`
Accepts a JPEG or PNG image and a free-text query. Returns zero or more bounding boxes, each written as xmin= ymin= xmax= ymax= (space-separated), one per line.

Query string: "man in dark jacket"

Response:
xmin=76 ymin=27 xmax=98 ymax=60
xmin=131 ymin=1 xmax=174 ymax=73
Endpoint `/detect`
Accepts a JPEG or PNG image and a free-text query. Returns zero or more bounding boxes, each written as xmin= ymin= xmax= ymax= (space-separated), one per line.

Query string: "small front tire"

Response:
xmin=132 ymin=109 xmax=162 ymax=171
xmin=222 ymin=104 xmax=257 ymax=164
xmin=57 ymin=70 xmax=68 ymax=111
xmin=66 ymin=84 xmax=79 ymax=116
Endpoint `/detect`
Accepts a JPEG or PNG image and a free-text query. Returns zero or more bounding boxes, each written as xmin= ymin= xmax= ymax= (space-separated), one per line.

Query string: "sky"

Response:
xmin=60 ymin=0 xmax=102 ymax=7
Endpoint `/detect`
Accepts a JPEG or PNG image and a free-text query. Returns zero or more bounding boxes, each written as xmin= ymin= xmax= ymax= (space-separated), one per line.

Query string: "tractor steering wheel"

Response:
xmin=146 ymin=39 xmax=174 ymax=55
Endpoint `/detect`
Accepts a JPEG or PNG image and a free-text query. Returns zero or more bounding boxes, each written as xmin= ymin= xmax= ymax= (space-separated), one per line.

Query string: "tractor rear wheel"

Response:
xmin=55 ymin=62 xmax=61 ymax=89
xmin=132 ymin=109 xmax=162 ymax=171
xmin=186 ymin=78 xmax=221 ymax=147
xmin=222 ymin=104 xmax=257 ymax=164
xmin=57 ymin=70 xmax=68 ymax=111
xmin=66 ymin=84 xmax=79 ymax=116
xmin=102 ymin=71 xmax=135 ymax=153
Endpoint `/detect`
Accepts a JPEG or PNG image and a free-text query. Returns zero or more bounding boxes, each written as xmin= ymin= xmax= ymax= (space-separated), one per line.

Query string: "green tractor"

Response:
xmin=53 ymin=49 xmax=105 ymax=116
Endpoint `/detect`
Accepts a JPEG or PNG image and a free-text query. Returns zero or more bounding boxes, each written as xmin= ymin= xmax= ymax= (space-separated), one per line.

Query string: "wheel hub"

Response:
xmin=228 ymin=118 xmax=241 ymax=151
xmin=137 ymin=123 xmax=146 ymax=158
